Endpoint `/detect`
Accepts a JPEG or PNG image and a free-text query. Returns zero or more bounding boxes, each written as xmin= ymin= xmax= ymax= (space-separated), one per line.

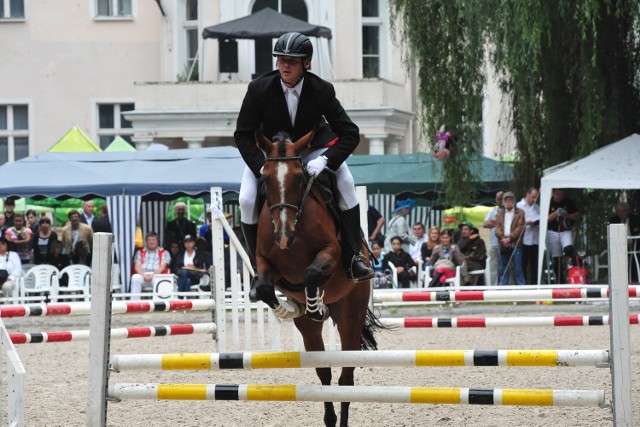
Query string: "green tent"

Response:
xmin=48 ymin=126 xmax=102 ymax=152
xmin=104 ymin=136 xmax=136 ymax=152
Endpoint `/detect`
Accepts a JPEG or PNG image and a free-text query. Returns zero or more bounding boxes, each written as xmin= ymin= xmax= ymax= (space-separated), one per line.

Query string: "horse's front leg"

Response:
xmin=253 ymin=257 xmax=303 ymax=319
xmin=304 ymin=247 xmax=338 ymax=321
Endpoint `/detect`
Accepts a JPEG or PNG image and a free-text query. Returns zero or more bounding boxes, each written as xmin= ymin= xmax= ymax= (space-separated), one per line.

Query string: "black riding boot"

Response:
xmin=241 ymin=222 xmax=260 ymax=301
xmin=429 ymin=272 xmax=444 ymax=288
xmin=340 ymin=205 xmax=375 ymax=282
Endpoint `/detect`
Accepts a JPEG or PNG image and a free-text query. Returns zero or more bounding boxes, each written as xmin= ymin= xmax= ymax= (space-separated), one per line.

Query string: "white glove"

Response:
xmin=306 ymin=156 xmax=327 ymax=177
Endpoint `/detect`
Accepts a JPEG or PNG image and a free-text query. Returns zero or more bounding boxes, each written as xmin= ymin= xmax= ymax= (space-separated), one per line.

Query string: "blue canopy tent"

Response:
xmin=0 ymin=147 xmax=245 ymax=292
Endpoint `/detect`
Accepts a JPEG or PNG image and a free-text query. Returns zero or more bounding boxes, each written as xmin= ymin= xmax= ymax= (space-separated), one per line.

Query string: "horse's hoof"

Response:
xmin=306 ymin=308 xmax=329 ymax=322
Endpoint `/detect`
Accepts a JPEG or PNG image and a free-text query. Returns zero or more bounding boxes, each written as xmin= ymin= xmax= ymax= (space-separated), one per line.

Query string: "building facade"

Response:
xmin=0 ymin=0 xmax=423 ymax=163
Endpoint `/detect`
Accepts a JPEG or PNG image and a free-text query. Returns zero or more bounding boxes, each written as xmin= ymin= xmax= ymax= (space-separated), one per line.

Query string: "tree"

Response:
xmin=391 ymin=0 xmax=640 ymax=254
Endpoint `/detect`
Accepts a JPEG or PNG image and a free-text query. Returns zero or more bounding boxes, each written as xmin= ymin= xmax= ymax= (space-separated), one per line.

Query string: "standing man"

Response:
xmin=517 ymin=187 xmax=540 ymax=284
xmin=409 ymin=222 xmax=427 ymax=266
xmin=609 ymin=201 xmax=640 ymax=282
xmin=78 ymin=200 xmax=95 ymax=226
xmin=367 ymin=205 xmax=385 ymax=247
xmin=234 ymin=32 xmax=373 ymax=285
xmin=164 ymin=202 xmax=197 ymax=249
xmin=60 ymin=211 xmax=93 ymax=266
xmin=495 ymin=192 xmax=526 ymax=285
xmin=547 ymin=189 xmax=580 ymax=283
xmin=483 ymin=191 xmax=504 ymax=286
xmin=91 ymin=204 xmax=113 ymax=234
xmin=3 ymin=198 xmax=16 ymax=227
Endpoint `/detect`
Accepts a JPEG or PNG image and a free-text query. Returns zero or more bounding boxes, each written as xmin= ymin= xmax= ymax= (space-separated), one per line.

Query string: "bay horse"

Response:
xmin=251 ymin=130 xmax=382 ymax=427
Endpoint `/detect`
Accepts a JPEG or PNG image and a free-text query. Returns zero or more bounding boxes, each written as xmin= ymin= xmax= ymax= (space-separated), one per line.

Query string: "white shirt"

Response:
xmin=0 ymin=251 xmax=23 ymax=281
xmin=409 ymin=235 xmax=426 ymax=261
xmin=281 ymin=78 xmax=304 ymax=125
xmin=484 ymin=208 xmax=499 ymax=247
xmin=504 ymin=208 xmax=515 ymax=238
xmin=516 ymin=198 xmax=540 ymax=245
xmin=183 ymin=250 xmax=196 ymax=266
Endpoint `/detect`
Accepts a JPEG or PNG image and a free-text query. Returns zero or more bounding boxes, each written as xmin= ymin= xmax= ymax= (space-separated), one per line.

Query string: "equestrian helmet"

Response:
xmin=272 ymin=32 xmax=313 ymax=58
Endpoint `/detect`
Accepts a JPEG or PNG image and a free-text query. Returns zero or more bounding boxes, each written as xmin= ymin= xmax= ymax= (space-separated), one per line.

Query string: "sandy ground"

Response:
xmin=3 ymin=303 xmax=640 ymax=427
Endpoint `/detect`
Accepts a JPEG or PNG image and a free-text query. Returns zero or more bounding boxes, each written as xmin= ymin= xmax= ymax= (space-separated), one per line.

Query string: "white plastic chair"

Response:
xmin=593 ymin=249 xmax=608 ymax=282
xmin=20 ymin=265 xmax=59 ymax=303
xmin=58 ymin=265 xmax=92 ymax=301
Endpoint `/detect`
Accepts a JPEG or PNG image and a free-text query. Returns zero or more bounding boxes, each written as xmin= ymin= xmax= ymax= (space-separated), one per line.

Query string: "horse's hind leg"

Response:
xmin=294 ymin=315 xmax=337 ymax=427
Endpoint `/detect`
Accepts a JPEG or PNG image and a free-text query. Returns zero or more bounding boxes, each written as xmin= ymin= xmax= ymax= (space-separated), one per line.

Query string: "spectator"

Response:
xmin=483 ymin=191 xmax=504 ymax=286
xmin=428 ymin=228 xmax=466 ymax=287
xmin=369 ymin=241 xmax=389 ymax=289
xmin=5 ymin=214 xmax=33 ymax=264
xmin=420 ymin=226 xmax=440 ymax=269
xmin=32 ymin=217 xmax=58 ymax=264
xmin=384 ymin=198 xmax=416 ymax=254
xmin=496 ymin=192 xmax=526 ymax=286
xmin=46 ymin=240 xmax=70 ymax=286
xmin=0 ymin=236 xmax=23 ymax=297
xmin=517 ymin=187 xmax=540 ymax=284
xmin=60 ymin=211 xmax=93 ymax=266
xmin=91 ymin=205 xmax=113 ymax=233
xmin=3 ymin=198 xmax=16 ymax=227
xmin=26 ymin=209 xmax=39 ymax=235
xmin=198 ymin=208 xmax=213 ymax=249
xmin=547 ymin=189 xmax=581 ymax=283
xmin=174 ymin=234 xmax=210 ymax=296
xmin=409 ymin=222 xmax=427 ymax=266
xmin=367 ymin=205 xmax=385 ymax=247
xmin=383 ymin=236 xmax=416 ymax=288
xmin=610 ymin=201 xmax=640 ymax=282
xmin=78 ymin=200 xmax=95 ymax=226
xmin=458 ymin=223 xmax=487 ymax=285
xmin=131 ymin=232 xmax=170 ymax=300
xmin=0 ymin=213 xmax=8 ymax=239
xmin=164 ymin=202 xmax=197 ymax=249
xmin=167 ymin=241 xmax=181 ymax=276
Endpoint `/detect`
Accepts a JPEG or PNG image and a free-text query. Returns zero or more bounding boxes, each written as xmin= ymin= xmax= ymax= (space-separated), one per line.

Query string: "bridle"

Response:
xmin=264 ymin=155 xmax=315 ymax=228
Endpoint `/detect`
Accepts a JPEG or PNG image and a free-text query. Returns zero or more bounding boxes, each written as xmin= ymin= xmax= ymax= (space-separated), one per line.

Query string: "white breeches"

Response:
xmin=239 ymin=148 xmax=358 ymax=224
xmin=546 ymin=230 xmax=573 ymax=257
xmin=130 ymin=273 xmax=154 ymax=301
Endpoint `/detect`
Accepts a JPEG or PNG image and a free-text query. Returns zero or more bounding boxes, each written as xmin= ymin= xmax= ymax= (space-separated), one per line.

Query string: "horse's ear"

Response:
xmin=255 ymin=131 xmax=273 ymax=153
xmin=292 ymin=130 xmax=315 ymax=154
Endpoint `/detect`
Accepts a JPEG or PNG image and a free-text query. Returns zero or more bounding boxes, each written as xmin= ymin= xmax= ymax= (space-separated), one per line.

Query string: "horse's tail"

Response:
xmin=360 ymin=307 xmax=387 ymax=351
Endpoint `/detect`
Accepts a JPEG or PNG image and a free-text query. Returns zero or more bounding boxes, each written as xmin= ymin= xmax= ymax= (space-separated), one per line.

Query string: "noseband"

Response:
xmin=264 ymin=155 xmax=314 ymax=227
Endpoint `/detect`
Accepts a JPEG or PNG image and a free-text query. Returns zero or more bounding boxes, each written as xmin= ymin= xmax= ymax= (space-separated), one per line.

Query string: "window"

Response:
xmin=0 ymin=105 xmax=29 ymax=165
xmin=180 ymin=0 xmax=199 ymax=81
xmin=96 ymin=0 xmax=132 ymax=18
xmin=97 ymin=103 xmax=134 ymax=149
xmin=0 ymin=0 xmax=25 ymax=19
xmin=362 ymin=0 xmax=382 ymax=78
xmin=252 ymin=0 xmax=308 ymax=77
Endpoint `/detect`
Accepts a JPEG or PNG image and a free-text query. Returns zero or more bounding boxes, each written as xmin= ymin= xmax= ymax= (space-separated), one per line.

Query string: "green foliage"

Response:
xmin=390 ymin=0 xmax=640 ymax=253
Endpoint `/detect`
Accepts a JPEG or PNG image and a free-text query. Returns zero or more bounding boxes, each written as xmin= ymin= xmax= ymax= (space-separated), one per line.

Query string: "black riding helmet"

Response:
xmin=272 ymin=32 xmax=313 ymax=58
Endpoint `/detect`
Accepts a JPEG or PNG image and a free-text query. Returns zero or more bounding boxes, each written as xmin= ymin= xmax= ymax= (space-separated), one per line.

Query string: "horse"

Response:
xmin=250 ymin=130 xmax=382 ymax=427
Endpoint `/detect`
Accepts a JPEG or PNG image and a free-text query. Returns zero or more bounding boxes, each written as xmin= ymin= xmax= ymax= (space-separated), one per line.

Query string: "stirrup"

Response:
xmin=348 ymin=254 xmax=375 ymax=283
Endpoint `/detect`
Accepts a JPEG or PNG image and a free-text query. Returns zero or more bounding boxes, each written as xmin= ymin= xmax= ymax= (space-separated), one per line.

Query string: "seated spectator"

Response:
xmin=383 ymin=236 xmax=416 ymax=288
xmin=370 ymin=241 xmax=389 ymax=289
xmin=409 ymin=222 xmax=427 ymax=266
xmin=0 ymin=236 xmax=24 ymax=297
xmin=428 ymin=228 xmax=466 ymax=287
xmin=46 ymin=240 xmax=70 ymax=287
xmin=174 ymin=234 xmax=210 ymax=296
xmin=167 ymin=241 xmax=181 ymax=276
xmin=5 ymin=214 xmax=33 ymax=264
xmin=458 ymin=223 xmax=487 ymax=285
xmin=130 ymin=232 xmax=170 ymax=300
xmin=0 ymin=213 xmax=7 ymax=239
xmin=32 ymin=217 xmax=58 ymax=264
xmin=420 ymin=226 xmax=440 ymax=269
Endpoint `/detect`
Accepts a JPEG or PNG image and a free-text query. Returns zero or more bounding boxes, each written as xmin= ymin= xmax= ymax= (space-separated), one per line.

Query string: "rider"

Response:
xmin=234 ymin=31 xmax=374 ymax=284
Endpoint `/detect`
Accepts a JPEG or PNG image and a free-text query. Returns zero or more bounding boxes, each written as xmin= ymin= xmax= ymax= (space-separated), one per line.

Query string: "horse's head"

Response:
xmin=257 ymin=130 xmax=314 ymax=250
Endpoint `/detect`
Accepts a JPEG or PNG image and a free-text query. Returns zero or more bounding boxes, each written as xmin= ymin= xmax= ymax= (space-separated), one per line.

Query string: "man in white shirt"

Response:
xmin=517 ymin=187 xmax=540 ymax=284
xmin=483 ymin=191 xmax=503 ymax=286
xmin=0 ymin=236 xmax=23 ymax=298
xmin=409 ymin=222 xmax=427 ymax=265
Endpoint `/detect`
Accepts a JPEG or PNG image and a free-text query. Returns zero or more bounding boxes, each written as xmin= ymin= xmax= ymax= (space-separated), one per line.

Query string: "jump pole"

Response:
xmin=110 ymin=349 xmax=610 ymax=371
xmin=608 ymin=224 xmax=632 ymax=426
xmin=86 ymin=232 xmax=114 ymax=427
xmin=107 ymin=383 xmax=606 ymax=407
xmin=380 ymin=315 xmax=640 ymax=328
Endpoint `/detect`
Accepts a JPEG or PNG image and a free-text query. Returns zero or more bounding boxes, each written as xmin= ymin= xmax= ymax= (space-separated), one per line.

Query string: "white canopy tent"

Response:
xmin=537 ymin=133 xmax=640 ymax=283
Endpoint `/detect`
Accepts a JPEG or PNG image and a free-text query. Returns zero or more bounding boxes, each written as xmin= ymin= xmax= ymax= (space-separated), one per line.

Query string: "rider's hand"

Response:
xmin=307 ymin=156 xmax=327 ymax=177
